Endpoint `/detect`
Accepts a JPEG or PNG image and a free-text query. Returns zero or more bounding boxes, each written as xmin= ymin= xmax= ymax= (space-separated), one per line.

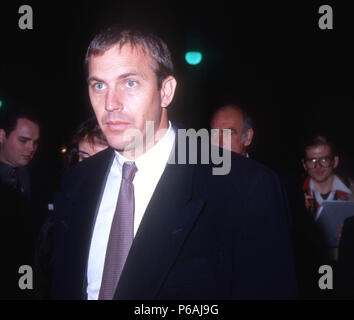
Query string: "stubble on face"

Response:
xmin=88 ymin=44 xmax=168 ymax=159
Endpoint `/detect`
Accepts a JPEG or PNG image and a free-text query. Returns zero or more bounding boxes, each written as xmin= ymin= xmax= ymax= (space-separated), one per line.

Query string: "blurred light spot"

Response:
xmin=185 ymin=51 xmax=202 ymax=65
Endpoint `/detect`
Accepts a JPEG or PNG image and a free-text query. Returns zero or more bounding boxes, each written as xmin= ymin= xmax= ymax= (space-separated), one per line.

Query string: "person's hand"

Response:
xmin=304 ymin=194 xmax=315 ymax=211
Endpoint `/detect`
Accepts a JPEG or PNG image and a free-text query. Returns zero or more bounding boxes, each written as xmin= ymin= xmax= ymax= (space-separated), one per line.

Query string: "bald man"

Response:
xmin=210 ymin=105 xmax=254 ymax=156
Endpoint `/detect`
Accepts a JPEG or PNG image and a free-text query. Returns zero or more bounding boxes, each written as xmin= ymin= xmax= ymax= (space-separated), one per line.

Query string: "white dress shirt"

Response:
xmin=87 ymin=122 xmax=176 ymax=300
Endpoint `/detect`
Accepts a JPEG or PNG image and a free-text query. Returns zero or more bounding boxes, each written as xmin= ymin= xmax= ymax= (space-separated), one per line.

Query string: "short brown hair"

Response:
xmin=303 ymin=135 xmax=337 ymax=159
xmin=65 ymin=116 xmax=108 ymax=166
xmin=85 ymin=25 xmax=174 ymax=89
xmin=0 ymin=107 xmax=40 ymax=137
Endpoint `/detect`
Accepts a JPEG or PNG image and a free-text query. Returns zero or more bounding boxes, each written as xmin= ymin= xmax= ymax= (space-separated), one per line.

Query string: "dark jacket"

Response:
xmin=51 ymin=140 xmax=297 ymax=299
xmin=337 ymin=216 xmax=354 ymax=299
xmin=0 ymin=165 xmax=34 ymax=299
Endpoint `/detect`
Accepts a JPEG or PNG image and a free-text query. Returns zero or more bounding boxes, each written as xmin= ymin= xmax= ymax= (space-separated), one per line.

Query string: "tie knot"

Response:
xmin=122 ymin=161 xmax=137 ymax=182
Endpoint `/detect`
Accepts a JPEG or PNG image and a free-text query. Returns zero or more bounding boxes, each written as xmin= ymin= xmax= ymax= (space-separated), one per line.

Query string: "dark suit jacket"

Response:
xmin=337 ymin=216 xmax=354 ymax=299
xmin=51 ymin=140 xmax=297 ymax=299
xmin=0 ymin=179 xmax=33 ymax=299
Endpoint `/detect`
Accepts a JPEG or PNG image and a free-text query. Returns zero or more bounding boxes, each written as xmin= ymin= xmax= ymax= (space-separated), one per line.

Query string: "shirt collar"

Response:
xmin=0 ymin=160 xmax=16 ymax=179
xmin=332 ymin=175 xmax=352 ymax=194
xmin=114 ymin=121 xmax=175 ymax=172
xmin=310 ymin=174 xmax=352 ymax=195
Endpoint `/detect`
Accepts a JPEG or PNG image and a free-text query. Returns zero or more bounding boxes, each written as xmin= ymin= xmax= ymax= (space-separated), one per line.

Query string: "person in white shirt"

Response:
xmin=302 ymin=135 xmax=353 ymax=262
xmin=302 ymin=135 xmax=352 ymax=215
xmin=51 ymin=25 xmax=296 ymax=300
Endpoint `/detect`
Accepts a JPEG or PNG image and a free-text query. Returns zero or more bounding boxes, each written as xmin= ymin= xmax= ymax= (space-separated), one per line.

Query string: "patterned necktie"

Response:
xmin=98 ymin=161 xmax=138 ymax=300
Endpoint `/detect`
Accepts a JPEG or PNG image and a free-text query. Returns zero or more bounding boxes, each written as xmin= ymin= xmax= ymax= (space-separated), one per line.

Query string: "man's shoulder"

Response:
xmin=209 ymin=150 xmax=277 ymax=179
xmin=193 ymin=150 xmax=281 ymax=194
xmin=233 ymin=152 xmax=277 ymax=176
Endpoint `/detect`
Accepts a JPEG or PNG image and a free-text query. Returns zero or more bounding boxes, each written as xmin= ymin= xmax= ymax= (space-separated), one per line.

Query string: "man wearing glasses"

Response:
xmin=301 ymin=135 xmax=352 ymax=215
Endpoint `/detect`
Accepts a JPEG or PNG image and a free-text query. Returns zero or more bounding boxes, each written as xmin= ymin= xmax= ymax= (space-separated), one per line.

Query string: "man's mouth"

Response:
xmin=313 ymin=169 xmax=326 ymax=176
xmin=106 ymin=121 xmax=131 ymax=131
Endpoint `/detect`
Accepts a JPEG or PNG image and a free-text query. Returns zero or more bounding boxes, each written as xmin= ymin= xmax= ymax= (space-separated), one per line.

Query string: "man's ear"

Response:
xmin=244 ymin=128 xmax=254 ymax=147
xmin=0 ymin=129 xmax=6 ymax=143
xmin=333 ymin=155 xmax=339 ymax=169
xmin=301 ymin=159 xmax=307 ymax=171
xmin=160 ymin=76 xmax=177 ymax=109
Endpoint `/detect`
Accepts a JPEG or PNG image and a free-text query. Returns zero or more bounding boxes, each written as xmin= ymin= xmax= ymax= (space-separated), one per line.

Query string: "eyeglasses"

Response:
xmin=305 ymin=156 xmax=333 ymax=168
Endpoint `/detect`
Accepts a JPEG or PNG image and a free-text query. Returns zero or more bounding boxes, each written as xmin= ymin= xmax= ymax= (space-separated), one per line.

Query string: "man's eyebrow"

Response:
xmin=18 ymin=136 xmax=32 ymax=141
xmin=88 ymin=72 xmax=147 ymax=83
xmin=18 ymin=136 xmax=40 ymax=142
xmin=223 ymin=128 xmax=238 ymax=133
xmin=88 ymin=76 xmax=105 ymax=83
xmin=118 ymin=72 xmax=147 ymax=80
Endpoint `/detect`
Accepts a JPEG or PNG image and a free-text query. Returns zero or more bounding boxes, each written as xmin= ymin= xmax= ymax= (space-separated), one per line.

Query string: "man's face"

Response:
xmin=0 ymin=118 xmax=40 ymax=167
xmin=302 ymin=144 xmax=338 ymax=183
xmin=210 ymin=107 xmax=250 ymax=155
xmin=88 ymin=44 xmax=176 ymax=158
xmin=78 ymin=137 xmax=108 ymax=162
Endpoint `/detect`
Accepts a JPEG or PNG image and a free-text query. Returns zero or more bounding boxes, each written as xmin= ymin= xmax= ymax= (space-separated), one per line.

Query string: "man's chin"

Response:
xmin=111 ymin=142 xmax=147 ymax=159
xmin=109 ymin=140 xmax=135 ymax=152
xmin=312 ymin=175 xmax=331 ymax=184
xmin=17 ymin=162 xmax=28 ymax=167
xmin=109 ymin=140 xmax=132 ymax=152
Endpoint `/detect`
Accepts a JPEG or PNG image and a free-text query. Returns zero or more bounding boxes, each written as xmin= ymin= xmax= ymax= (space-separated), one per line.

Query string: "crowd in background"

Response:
xmin=1 ymin=102 xmax=354 ymax=300
xmin=1 ymin=23 xmax=354 ymax=300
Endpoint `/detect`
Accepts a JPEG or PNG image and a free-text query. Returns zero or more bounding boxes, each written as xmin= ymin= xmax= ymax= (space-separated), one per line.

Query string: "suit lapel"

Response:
xmin=115 ymin=161 xmax=205 ymax=299
xmin=60 ymin=148 xmax=115 ymax=298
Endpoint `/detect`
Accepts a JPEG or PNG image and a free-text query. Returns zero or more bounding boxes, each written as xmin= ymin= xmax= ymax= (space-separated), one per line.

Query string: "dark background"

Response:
xmin=0 ymin=0 xmax=353 ymax=187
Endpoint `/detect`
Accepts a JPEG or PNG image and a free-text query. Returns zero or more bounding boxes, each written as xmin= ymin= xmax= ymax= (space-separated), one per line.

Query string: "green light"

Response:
xmin=0 ymin=100 xmax=2 ymax=108
xmin=185 ymin=51 xmax=202 ymax=65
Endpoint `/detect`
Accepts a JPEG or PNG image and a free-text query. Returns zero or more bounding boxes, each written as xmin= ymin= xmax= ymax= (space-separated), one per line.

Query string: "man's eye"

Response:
xmin=222 ymin=129 xmax=232 ymax=136
xmin=94 ymin=83 xmax=106 ymax=91
xmin=126 ymin=80 xmax=137 ymax=88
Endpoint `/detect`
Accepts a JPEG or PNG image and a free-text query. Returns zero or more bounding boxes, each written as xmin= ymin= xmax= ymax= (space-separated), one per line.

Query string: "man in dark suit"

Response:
xmin=0 ymin=108 xmax=41 ymax=299
xmin=51 ymin=25 xmax=297 ymax=300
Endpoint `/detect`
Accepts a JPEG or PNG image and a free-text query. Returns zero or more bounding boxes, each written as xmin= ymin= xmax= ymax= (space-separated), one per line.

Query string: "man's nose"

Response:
xmin=105 ymin=89 xmax=123 ymax=112
xmin=314 ymin=160 xmax=321 ymax=168
xmin=26 ymin=141 xmax=36 ymax=153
